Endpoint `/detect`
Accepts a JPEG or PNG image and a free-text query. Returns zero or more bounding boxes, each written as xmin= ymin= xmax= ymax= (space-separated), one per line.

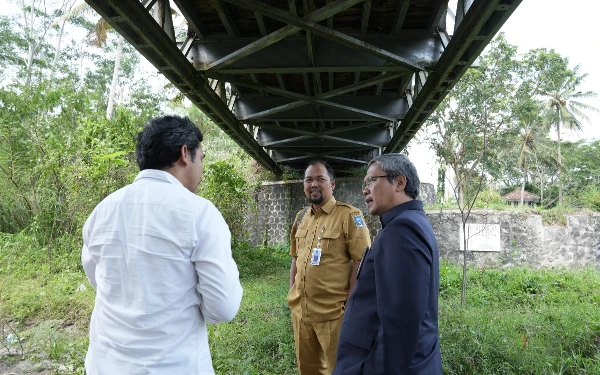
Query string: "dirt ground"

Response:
xmin=1 ymin=320 xmax=85 ymax=375
xmin=0 ymin=353 xmax=52 ymax=375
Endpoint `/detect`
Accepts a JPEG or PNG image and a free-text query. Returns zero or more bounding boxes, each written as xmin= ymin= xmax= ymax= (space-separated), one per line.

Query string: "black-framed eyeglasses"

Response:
xmin=362 ymin=175 xmax=388 ymax=190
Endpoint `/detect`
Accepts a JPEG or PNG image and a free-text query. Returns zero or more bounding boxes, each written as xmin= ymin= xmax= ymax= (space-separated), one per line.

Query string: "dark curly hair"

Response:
xmin=136 ymin=115 xmax=203 ymax=171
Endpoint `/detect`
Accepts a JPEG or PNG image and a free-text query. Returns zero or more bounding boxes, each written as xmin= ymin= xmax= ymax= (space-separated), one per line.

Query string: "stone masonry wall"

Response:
xmin=245 ymin=181 xmax=600 ymax=269
xmin=427 ymin=210 xmax=600 ymax=268
xmin=246 ymin=178 xmax=433 ymax=246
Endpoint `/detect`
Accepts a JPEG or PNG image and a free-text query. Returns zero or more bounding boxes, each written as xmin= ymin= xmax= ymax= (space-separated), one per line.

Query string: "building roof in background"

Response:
xmin=502 ymin=189 xmax=540 ymax=202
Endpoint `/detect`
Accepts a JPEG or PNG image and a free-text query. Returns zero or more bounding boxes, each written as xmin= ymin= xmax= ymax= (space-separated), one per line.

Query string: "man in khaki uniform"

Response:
xmin=288 ymin=160 xmax=371 ymax=375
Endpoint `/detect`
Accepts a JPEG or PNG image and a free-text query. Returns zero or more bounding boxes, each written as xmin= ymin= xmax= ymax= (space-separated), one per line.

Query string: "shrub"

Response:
xmin=201 ymin=161 xmax=255 ymax=242
xmin=579 ymin=185 xmax=600 ymax=211
xmin=473 ymin=189 xmax=507 ymax=209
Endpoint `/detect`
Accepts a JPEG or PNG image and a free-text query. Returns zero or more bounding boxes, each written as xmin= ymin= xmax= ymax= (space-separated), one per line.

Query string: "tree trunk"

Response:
xmin=53 ymin=19 xmax=67 ymax=68
xmin=24 ymin=0 xmax=35 ymax=86
xmin=520 ymin=162 xmax=528 ymax=207
xmin=458 ymin=179 xmax=465 ymax=207
xmin=461 ymin=222 xmax=468 ymax=307
xmin=539 ymin=169 xmax=544 ymax=205
xmin=556 ymin=107 xmax=563 ymax=205
xmin=106 ymin=35 xmax=123 ymax=119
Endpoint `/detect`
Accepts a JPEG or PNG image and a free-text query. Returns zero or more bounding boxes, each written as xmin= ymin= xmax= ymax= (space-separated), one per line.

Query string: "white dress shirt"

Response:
xmin=82 ymin=169 xmax=243 ymax=375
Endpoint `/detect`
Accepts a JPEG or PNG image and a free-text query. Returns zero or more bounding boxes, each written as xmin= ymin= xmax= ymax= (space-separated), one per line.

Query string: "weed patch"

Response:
xmin=2 ymin=234 xmax=600 ymax=374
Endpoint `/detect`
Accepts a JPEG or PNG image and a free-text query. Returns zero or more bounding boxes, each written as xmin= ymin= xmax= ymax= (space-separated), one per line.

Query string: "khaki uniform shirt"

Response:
xmin=287 ymin=197 xmax=371 ymax=322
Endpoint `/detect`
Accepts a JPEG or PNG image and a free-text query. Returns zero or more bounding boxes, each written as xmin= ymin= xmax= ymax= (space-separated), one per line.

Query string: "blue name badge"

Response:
xmin=311 ymin=247 xmax=322 ymax=265
xmin=353 ymin=215 xmax=365 ymax=228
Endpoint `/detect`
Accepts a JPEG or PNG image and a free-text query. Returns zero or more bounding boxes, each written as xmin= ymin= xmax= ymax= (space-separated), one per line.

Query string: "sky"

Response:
xmin=411 ymin=0 xmax=600 ymax=185
xmin=499 ymin=0 xmax=600 ymax=141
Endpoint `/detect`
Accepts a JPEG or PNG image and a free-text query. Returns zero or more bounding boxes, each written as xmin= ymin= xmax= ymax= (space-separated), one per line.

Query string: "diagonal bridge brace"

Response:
xmin=202 ymin=0 xmax=365 ymax=70
xmin=213 ymin=75 xmax=398 ymax=122
xmin=235 ymin=72 xmax=406 ymax=121
xmin=258 ymin=120 xmax=385 ymax=148
xmin=216 ymin=0 xmax=424 ymax=71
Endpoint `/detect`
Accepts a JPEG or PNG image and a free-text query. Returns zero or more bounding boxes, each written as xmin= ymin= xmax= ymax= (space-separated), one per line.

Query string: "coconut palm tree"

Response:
xmin=538 ymin=67 xmax=599 ymax=205
xmin=515 ymin=128 xmax=561 ymax=207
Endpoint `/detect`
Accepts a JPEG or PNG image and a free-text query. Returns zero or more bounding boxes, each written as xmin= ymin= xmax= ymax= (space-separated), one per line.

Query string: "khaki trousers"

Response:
xmin=291 ymin=312 xmax=344 ymax=375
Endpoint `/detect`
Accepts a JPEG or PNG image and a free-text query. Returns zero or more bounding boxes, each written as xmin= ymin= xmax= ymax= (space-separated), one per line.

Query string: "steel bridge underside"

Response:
xmin=85 ymin=0 xmax=522 ymax=176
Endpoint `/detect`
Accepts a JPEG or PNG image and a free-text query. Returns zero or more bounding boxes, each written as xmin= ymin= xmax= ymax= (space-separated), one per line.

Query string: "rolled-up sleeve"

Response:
xmin=191 ymin=203 xmax=243 ymax=324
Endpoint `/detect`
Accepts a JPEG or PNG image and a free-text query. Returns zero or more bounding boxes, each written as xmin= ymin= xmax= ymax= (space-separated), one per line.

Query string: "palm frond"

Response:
xmin=88 ymin=18 xmax=109 ymax=47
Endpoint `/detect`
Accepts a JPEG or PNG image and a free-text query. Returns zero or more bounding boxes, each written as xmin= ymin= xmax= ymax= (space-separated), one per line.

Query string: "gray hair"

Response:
xmin=368 ymin=154 xmax=420 ymax=199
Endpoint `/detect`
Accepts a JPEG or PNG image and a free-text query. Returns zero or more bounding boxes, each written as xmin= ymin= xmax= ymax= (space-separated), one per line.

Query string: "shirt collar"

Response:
xmin=311 ymin=197 xmax=336 ymax=214
xmin=380 ymin=200 xmax=423 ymax=227
xmin=134 ymin=169 xmax=185 ymax=189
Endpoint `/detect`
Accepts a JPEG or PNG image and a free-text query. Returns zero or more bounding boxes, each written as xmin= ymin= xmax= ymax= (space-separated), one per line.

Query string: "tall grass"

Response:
xmin=1 ymin=235 xmax=600 ymax=374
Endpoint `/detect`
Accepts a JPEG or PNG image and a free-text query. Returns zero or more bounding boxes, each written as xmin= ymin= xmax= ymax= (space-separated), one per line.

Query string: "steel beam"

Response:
xmin=236 ymin=96 xmax=407 ymax=121
xmin=392 ymin=0 xmax=410 ymax=35
xmin=255 ymin=11 xmax=268 ymax=35
xmin=275 ymin=153 xmax=370 ymax=164
xmin=189 ymin=35 xmax=439 ymax=71
xmin=225 ymin=77 xmax=397 ymax=121
xmin=173 ymin=0 xmax=208 ymax=38
xmin=257 ymin=120 xmax=384 ymax=135
xmin=360 ymin=0 xmax=372 ymax=35
xmin=208 ymin=67 xmax=411 ymax=74
xmin=203 ymin=0 xmax=364 ymax=70
xmin=220 ymin=0 xmax=423 ymax=71
xmin=154 ymin=0 xmax=175 ymax=41
xmin=261 ymin=134 xmax=380 ymax=148
xmin=428 ymin=0 xmax=449 ymax=33
xmin=211 ymin=0 xmax=239 ymax=37
xmin=239 ymin=72 xmax=405 ymax=120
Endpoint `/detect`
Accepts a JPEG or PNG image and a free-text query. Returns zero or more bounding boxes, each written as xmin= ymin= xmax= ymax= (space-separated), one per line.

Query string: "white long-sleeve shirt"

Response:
xmin=81 ymin=169 xmax=243 ymax=375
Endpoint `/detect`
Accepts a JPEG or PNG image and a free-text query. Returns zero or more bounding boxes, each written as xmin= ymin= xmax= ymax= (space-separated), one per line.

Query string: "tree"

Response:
xmin=523 ymin=49 xmax=599 ymax=205
xmin=561 ymin=139 xmax=600 ymax=209
xmin=427 ymin=35 xmax=520 ymax=206
xmin=14 ymin=0 xmax=75 ymax=85
xmin=509 ymin=83 xmax=561 ymax=206
xmin=426 ymin=35 xmax=526 ymax=307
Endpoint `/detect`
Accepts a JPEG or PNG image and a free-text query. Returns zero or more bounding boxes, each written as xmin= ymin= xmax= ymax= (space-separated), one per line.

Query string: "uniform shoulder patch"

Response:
xmin=353 ymin=215 xmax=365 ymax=228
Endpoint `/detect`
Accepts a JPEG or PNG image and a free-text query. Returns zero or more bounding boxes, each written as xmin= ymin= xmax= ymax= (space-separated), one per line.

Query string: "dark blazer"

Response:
xmin=332 ymin=200 xmax=441 ymax=375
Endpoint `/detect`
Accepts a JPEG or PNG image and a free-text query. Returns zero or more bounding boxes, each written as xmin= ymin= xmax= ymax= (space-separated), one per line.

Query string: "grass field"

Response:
xmin=2 ymin=233 xmax=600 ymax=374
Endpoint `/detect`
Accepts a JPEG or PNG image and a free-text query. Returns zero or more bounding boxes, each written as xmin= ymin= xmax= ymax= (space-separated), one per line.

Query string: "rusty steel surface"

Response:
xmin=85 ymin=0 xmax=522 ymax=175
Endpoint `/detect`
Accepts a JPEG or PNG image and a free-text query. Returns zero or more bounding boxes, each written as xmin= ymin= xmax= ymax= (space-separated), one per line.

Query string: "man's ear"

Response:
xmin=395 ymin=175 xmax=407 ymax=192
xmin=178 ymin=145 xmax=190 ymax=166
xmin=331 ymin=178 xmax=336 ymax=191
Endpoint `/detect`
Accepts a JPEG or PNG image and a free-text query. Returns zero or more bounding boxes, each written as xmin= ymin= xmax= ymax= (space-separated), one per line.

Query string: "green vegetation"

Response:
xmin=425 ymin=193 xmax=590 ymax=226
xmin=3 ymin=236 xmax=600 ymax=374
xmin=426 ymin=35 xmax=599 ymax=210
xmin=201 ymin=161 xmax=257 ymax=242
xmin=1 ymin=2 xmax=599 ymax=374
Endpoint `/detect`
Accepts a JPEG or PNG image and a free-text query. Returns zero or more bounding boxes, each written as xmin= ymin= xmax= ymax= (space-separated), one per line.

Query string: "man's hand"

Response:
xmin=348 ymin=260 xmax=360 ymax=297
xmin=289 ymin=257 xmax=298 ymax=289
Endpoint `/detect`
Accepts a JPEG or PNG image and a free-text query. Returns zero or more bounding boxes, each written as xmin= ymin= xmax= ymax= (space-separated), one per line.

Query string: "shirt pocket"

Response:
xmin=321 ymin=229 xmax=342 ymax=257
xmin=295 ymin=229 xmax=308 ymax=257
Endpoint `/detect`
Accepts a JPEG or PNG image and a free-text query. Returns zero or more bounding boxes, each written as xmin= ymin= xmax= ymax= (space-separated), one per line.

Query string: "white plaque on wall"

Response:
xmin=459 ymin=223 xmax=501 ymax=252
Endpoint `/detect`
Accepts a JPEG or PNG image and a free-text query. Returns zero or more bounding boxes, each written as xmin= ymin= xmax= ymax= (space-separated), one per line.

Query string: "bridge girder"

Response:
xmin=84 ymin=0 xmax=522 ymax=175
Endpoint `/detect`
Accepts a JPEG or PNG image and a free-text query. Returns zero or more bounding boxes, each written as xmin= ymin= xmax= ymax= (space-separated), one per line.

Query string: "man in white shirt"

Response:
xmin=81 ymin=115 xmax=243 ymax=375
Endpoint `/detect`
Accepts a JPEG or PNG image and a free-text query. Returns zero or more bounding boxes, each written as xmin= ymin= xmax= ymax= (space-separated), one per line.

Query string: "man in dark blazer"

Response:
xmin=332 ymin=153 xmax=442 ymax=375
